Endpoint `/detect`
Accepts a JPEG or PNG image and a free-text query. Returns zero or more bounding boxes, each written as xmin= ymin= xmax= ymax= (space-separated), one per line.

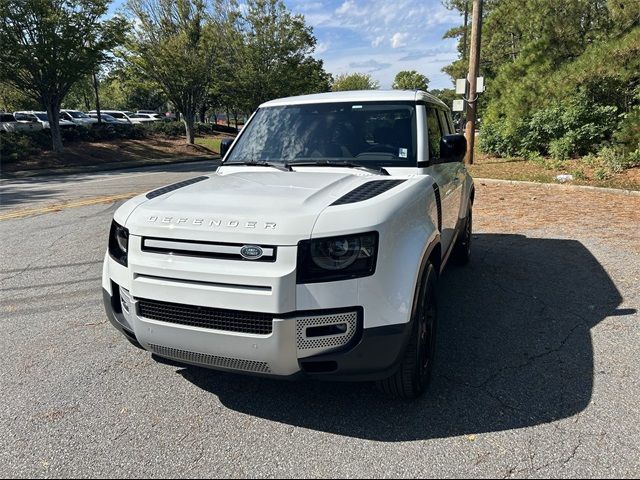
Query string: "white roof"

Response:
xmin=260 ymin=90 xmax=448 ymax=109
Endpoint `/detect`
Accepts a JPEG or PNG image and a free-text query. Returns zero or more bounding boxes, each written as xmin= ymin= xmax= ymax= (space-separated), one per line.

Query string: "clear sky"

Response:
xmin=109 ymin=0 xmax=462 ymax=90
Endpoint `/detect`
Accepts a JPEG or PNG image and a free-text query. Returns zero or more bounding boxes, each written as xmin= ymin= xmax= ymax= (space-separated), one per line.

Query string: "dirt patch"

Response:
xmin=474 ymin=181 xmax=640 ymax=252
xmin=1 ymin=135 xmax=222 ymax=173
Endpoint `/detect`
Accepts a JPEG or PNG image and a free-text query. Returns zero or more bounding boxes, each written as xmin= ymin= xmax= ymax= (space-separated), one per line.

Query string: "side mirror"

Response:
xmin=440 ymin=134 xmax=467 ymax=163
xmin=220 ymin=138 xmax=234 ymax=158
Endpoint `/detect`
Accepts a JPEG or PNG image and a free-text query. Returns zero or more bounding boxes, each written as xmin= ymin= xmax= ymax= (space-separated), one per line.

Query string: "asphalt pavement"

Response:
xmin=0 ymin=163 xmax=638 ymax=478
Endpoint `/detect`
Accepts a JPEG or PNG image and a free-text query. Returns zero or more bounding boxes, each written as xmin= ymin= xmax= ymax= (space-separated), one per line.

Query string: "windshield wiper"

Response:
xmin=287 ymin=160 xmax=390 ymax=176
xmin=225 ymin=160 xmax=292 ymax=172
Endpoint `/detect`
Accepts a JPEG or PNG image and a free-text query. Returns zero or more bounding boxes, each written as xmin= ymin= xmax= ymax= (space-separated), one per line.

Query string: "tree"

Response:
xmin=392 ymin=70 xmax=430 ymax=91
xmin=331 ymin=73 xmax=379 ymax=91
xmin=429 ymin=88 xmax=457 ymax=109
xmin=0 ymin=0 xmax=127 ymax=152
xmin=442 ymin=0 xmax=640 ymax=158
xmin=232 ymin=0 xmax=331 ymax=113
xmin=126 ymin=0 xmax=226 ymax=144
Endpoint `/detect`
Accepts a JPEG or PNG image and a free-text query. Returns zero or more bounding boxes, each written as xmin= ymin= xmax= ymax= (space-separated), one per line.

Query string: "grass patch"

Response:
xmin=195 ymin=136 xmax=222 ymax=154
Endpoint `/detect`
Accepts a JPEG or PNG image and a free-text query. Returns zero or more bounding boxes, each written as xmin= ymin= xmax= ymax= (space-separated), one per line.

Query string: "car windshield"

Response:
xmin=225 ymin=102 xmax=417 ymax=167
xmin=125 ymin=112 xmax=143 ymax=118
xmin=35 ymin=113 xmax=48 ymax=121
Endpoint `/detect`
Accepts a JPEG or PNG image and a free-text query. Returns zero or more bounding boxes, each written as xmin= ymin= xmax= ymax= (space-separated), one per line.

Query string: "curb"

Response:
xmin=475 ymin=177 xmax=640 ymax=197
xmin=1 ymin=155 xmax=220 ymax=179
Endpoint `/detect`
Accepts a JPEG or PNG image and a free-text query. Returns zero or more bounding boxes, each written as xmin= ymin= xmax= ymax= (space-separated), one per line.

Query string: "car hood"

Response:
xmin=125 ymin=170 xmax=371 ymax=245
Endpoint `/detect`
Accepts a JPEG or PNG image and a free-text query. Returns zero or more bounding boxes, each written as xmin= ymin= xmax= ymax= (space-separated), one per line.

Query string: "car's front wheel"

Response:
xmin=376 ymin=262 xmax=438 ymax=399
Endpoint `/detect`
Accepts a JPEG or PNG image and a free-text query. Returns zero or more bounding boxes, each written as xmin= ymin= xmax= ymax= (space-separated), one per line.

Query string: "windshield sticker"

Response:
xmin=399 ymin=148 xmax=408 ymax=158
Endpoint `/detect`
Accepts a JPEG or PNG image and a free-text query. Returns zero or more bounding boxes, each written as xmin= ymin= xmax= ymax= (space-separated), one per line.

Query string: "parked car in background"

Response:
xmin=61 ymin=109 xmax=98 ymax=127
xmin=87 ymin=113 xmax=129 ymax=125
xmin=0 ymin=112 xmax=43 ymax=132
xmin=89 ymin=110 xmax=148 ymax=124
xmin=14 ymin=111 xmax=76 ymax=129
xmin=136 ymin=110 xmax=158 ymax=115
xmin=136 ymin=113 xmax=163 ymax=122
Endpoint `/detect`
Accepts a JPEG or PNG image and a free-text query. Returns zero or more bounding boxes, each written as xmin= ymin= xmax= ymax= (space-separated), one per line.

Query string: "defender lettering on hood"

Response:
xmin=146 ymin=216 xmax=277 ymax=229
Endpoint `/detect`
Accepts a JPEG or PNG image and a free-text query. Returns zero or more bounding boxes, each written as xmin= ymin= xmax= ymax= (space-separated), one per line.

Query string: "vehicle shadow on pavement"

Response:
xmin=175 ymin=233 xmax=632 ymax=441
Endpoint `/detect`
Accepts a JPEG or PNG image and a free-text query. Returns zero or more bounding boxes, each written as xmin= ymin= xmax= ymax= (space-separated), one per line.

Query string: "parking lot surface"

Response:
xmin=1 ymin=165 xmax=639 ymax=477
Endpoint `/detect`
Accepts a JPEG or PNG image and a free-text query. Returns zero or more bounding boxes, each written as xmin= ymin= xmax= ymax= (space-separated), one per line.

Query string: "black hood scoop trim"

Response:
xmin=331 ymin=180 xmax=406 ymax=206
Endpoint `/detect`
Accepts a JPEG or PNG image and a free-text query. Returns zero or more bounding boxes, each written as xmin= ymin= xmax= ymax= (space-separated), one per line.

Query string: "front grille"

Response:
xmin=137 ymin=298 xmax=273 ymax=335
xmin=149 ymin=344 xmax=271 ymax=373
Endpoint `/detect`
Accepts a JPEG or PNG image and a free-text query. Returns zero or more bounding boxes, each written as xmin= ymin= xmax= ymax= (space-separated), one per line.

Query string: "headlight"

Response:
xmin=297 ymin=232 xmax=378 ymax=284
xmin=108 ymin=220 xmax=129 ymax=267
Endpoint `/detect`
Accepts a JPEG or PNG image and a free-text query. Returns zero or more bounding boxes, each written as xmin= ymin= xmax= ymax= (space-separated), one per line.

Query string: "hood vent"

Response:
xmin=331 ymin=180 xmax=405 ymax=206
xmin=146 ymin=176 xmax=208 ymax=199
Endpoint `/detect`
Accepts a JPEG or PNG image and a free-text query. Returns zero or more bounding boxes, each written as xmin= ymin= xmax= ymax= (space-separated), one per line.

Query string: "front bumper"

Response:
xmin=103 ymin=286 xmax=412 ymax=381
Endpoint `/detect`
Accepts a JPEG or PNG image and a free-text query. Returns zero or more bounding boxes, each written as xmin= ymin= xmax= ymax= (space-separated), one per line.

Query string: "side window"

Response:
xmin=426 ymin=108 xmax=442 ymax=160
xmin=437 ymin=110 xmax=451 ymax=135
xmin=111 ymin=112 xmax=123 ymax=119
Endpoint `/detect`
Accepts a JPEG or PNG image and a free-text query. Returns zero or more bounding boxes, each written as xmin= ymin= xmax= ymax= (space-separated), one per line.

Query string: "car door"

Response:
xmin=437 ymin=109 xmax=466 ymax=224
xmin=423 ymin=106 xmax=460 ymax=254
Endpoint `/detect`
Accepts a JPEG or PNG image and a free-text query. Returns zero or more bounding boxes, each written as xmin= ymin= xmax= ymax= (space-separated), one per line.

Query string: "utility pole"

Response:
xmin=464 ymin=0 xmax=483 ymax=165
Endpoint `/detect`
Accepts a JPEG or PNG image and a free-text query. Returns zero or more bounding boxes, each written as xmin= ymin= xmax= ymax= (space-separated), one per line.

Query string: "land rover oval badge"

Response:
xmin=240 ymin=245 xmax=264 ymax=260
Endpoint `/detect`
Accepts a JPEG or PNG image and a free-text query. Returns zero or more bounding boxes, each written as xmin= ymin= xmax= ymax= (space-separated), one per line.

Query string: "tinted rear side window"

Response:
xmin=426 ymin=108 xmax=442 ymax=160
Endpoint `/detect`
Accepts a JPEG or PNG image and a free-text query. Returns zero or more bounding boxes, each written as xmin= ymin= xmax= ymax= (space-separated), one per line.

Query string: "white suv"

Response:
xmin=60 ymin=109 xmax=98 ymax=126
xmin=102 ymin=90 xmax=474 ymax=398
xmin=14 ymin=111 xmax=76 ymax=129
xmin=89 ymin=110 xmax=146 ymax=124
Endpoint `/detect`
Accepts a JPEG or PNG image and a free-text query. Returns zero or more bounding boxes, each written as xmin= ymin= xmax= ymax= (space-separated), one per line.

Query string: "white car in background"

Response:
xmin=136 ymin=113 xmax=163 ymax=122
xmin=0 ymin=112 xmax=43 ymax=132
xmin=88 ymin=113 xmax=129 ymax=125
xmin=89 ymin=110 xmax=148 ymax=124
xmin=14 ymin=111 xmax=76 ymax=129
xmin=60 ymin=109 xmax=98 ymax=126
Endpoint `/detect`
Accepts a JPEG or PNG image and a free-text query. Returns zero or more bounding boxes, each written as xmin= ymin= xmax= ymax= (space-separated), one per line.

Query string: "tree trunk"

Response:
xmin=46 ymin=100 xmax=64 ymax=153
xmin=233 ymin=111 xmax=238 ymax=130
xmin=226 ymin=107 xmax=230 ymax=127
xmin=184 ymin=114 xmax=195 ymax=144
xmin=199 ymin=105 xmax=206 ymax=123
xmin=92 ymin=72 xmax=102 ymax=125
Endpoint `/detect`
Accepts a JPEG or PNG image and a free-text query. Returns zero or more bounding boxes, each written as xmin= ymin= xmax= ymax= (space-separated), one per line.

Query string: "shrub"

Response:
xmin=481 ymin=92 xmax=618 ymax=159
xmin=571 ymin=167 xmax=586 ymax=180
xmin=548 ymin=137 xmax=573 ymax=160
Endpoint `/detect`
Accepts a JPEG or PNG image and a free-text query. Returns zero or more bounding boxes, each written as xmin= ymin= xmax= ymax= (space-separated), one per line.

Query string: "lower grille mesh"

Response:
xmin=296 ymin=311 xmax=358 ymax=351
xmin=150 ymin=344 xmax=271 ymax=373
xmin=137 ymin=298 xmax=273 ymax=335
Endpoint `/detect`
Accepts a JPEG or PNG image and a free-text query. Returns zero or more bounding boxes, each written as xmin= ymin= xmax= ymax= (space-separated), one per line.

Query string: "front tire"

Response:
xmin=376 ymin=263 xmax=438 ymax=399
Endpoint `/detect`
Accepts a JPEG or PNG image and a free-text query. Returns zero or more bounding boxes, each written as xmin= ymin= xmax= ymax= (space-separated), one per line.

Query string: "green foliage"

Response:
xmin=0 ymin=0 xmax=128 ymax=152
xmin=126 ymin=0 xmax=223 ymax=143
xmin=331 ymin=73 xmax=379 ymax=92
xmin=570 ymin=167 xmax=586 ymax=181
xmin=481 ymin=93 xmax=619 ymax=159
xmin=443 ymin=0 xmax=640 ymax=165
xmin=613 ymin=105 xmax=640 ymax=153
xmin=392 ymin=71 xmax=429 ymax=91
xmin=429 ymin=88 xmax=457 ymax=109
xmin=231 ymin=0 xmax=331 ymax=112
